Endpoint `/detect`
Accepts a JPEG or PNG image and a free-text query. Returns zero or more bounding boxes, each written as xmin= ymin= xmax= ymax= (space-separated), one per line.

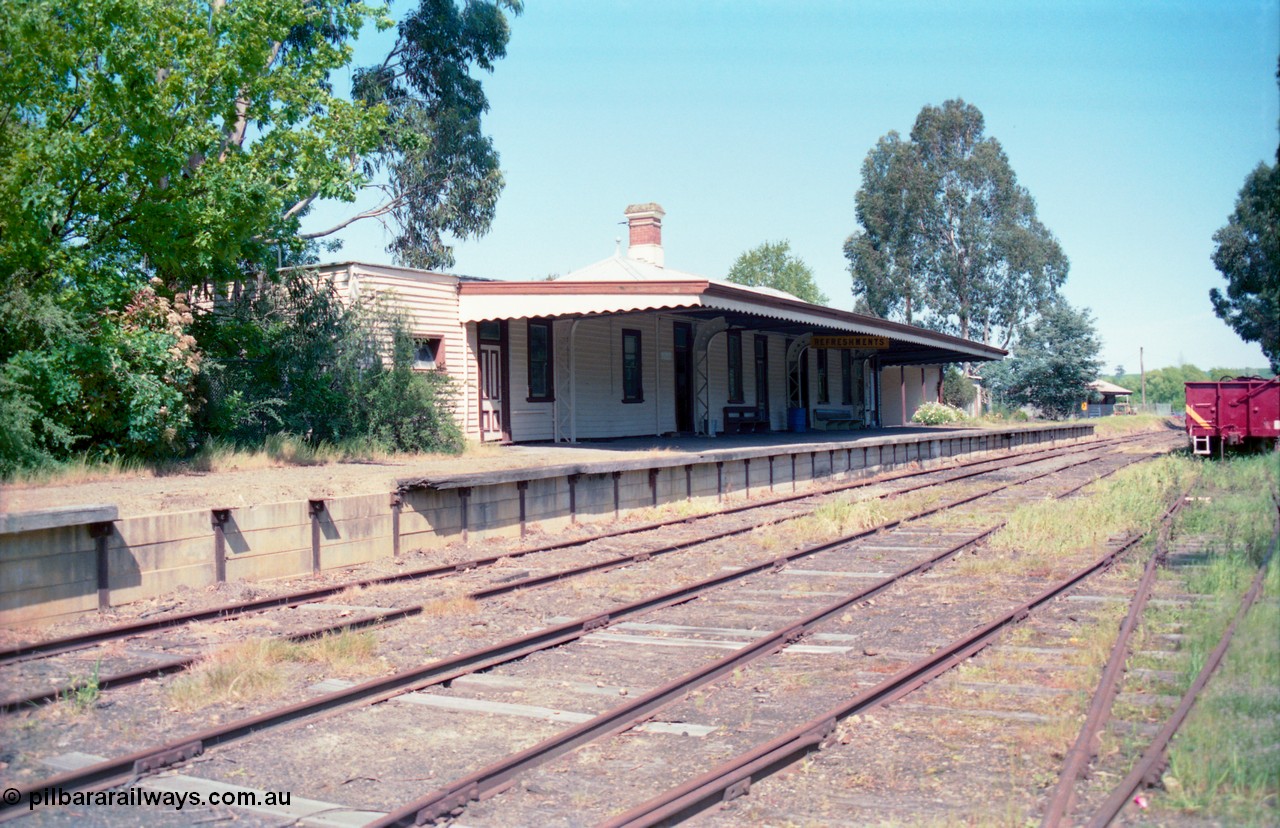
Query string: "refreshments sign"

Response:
xmin=811 ymin=335 xmax=890 ymax=350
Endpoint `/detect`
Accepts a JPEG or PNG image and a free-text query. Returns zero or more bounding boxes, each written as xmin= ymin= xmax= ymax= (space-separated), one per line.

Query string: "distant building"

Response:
xmin=1083 ymin=379 xmax=1134 ymax=416
xmin=310 ymin=203 xmax=1005 ymax=443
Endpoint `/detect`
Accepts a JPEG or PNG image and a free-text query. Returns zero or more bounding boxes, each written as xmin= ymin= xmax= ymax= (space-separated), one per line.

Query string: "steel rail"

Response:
xmin=0 ymin=442 xmax=1152 ymax=819
xmin=367 ymin=450 xmax=1159 ymax=828
xmin=1085 ymin=503 xmax=1279 ymax=828
xmin=1 ymin=438 xmax=1138 ymax=713
xmin=1040 ymin=482 xmax=1195 ymax=826
xmin=0 ymin=433 xmax=1132 ymax=666
xmin=596 ymin=480 xmax=1193 ymax=828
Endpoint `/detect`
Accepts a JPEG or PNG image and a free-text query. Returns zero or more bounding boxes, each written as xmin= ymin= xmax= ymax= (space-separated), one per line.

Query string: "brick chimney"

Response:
xmin=624 ymin=202 xmax=665 ymax=268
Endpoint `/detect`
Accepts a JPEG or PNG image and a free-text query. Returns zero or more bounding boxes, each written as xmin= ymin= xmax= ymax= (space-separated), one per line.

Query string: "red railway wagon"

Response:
xmin=1184 ymin=376 xmax=1280 ymax=456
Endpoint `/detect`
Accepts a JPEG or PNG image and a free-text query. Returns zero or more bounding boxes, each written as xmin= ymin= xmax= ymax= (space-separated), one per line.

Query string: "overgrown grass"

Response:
xmin=1152 ymin=454 xmax=1279 ymax=824
xmin=954 ymin=456 xmax=1196 ymax=578
xmin=166 ymin=631 xmax=379 ymax=711
xmin=1090 ymin=413 xmax=1177 ymax=436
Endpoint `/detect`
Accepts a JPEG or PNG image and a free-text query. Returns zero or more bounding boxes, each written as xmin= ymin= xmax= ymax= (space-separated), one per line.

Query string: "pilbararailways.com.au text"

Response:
xmin=20 ymin=786 xmax=292 ymax=811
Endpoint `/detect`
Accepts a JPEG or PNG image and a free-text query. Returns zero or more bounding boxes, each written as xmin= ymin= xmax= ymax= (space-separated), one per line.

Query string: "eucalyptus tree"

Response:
xmin=1210 ymin=159 xmax=1279 ymax=372
xmin=847 ymin=99 xmax=1068 ymax=348
xmin=844 ymin=132 xmax=925 ymax=323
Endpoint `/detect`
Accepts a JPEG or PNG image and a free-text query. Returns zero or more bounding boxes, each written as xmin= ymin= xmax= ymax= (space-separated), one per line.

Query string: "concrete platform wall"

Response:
xmin=0 ymin=424 xmax=1094 ymax=627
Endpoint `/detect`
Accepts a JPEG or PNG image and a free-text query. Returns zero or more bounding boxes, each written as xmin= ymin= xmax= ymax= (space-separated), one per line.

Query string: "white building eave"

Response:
xmin=457 ymin=280 xmax=1005 ymax=363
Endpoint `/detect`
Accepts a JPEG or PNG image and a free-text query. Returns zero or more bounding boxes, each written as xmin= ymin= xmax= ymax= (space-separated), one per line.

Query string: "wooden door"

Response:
xmin=479 ymin=342 xmax=504 ymax=441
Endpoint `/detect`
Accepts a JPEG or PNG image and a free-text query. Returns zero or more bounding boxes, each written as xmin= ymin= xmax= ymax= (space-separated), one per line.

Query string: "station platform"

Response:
xmin=1 ymin=423 xmax=1095 ymax=627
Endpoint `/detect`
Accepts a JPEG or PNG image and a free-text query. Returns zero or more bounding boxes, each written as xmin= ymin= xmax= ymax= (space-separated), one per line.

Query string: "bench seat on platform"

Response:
xmin=813 ymin=408 xmax=862 ymax=431
xmin=723 ymin=406 xmax=770 ymax=434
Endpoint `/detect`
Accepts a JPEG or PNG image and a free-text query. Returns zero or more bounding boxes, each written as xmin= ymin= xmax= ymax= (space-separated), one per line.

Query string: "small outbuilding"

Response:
xmin=1084 ymin=379 xmax=1134 ymax=416
xmin=311 ymin=203 xmax=1006 ymax=443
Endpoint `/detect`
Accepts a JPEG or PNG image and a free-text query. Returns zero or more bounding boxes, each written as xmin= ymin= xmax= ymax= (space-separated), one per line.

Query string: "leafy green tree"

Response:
xmin=0 ymin=0 xmax=387 ymax=291
xmin=983 ymin=301 xmax=1102 ymax=419
xmin=0 ymin=0 xmax=515 ymax=471
xmin=847 ymin=100 xmax=1068 ymax=347
xmin=1210 ymin=160 xmax=1280 ymax=372
xmin=727 ymin=241 xmax=829 ymax=305
xmin=340 ymin=0 xmax=522 ymax=269
xmin=844 ymin=132 xmax=925 ymax=322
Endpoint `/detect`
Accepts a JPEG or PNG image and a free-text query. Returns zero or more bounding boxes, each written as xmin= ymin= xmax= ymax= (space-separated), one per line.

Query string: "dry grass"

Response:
xmin=1090 ymin=414 xmax=1176 ymax=436
xmin=750 ymin=489 xmax=945 ymax=552
xmin=420 ymin=594 xmax=481 ymax=617
xmin=3 ymin=433 xmax=503 ymax=486
xmin=166 ymin=631 xmax=380 ymax=711
xmin=167 ymin=638 xmax=294 ymax=710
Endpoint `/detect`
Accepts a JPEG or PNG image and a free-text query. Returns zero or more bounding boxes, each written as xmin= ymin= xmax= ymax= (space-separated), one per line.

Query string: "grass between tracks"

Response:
xmin=1089 ymin=413 xmax=1178 ymax=437
xmin=953 ymin=455 xmax=1196 ymax=580
xmin=749 ymin=488 xmax=947 ymax=554
xmin=166 ymin=630 xmax=381 ymax=711
xmin=1146 ymin=453 xmax=1280 ymax=825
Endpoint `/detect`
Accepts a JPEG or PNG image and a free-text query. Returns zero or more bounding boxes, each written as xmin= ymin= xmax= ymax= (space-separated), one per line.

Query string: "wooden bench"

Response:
xmin=722 ymin=406 xmax=770 ymax=434
xmin=813 ymin=408 xmax=861 ymax=431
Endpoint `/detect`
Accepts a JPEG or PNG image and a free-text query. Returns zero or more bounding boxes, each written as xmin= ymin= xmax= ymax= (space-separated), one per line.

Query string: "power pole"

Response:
xmin=1140 ymin=347 xmax=1147 ymax=409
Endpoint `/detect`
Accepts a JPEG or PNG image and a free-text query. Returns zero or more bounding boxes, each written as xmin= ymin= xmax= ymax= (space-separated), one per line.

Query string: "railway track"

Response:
xmin=0 ymin=432 xmax=1180 ymax=825
xmin=378 ymin=445 xmax=1186 ymax=827
xmin=0 ymin=433 xmax=1145 ymax=713
xmin=683 ymin=483 xmax=1278 ymax=828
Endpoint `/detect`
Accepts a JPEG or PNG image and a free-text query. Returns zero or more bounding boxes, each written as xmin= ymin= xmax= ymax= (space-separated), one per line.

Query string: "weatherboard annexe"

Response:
xmin=0 ymin=425 xmax=1093 ymax=627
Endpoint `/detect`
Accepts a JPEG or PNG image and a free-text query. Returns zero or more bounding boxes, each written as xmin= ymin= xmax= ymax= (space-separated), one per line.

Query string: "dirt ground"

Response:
xmin=0 ymin=428 xmax=965 ymax=519
xmin=0 ymin=445 xmax=644 ymax=519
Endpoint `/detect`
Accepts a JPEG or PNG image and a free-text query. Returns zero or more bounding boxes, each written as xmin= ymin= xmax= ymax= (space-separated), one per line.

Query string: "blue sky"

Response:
xmin=304 ymin=0 xmax=1280 ymax=373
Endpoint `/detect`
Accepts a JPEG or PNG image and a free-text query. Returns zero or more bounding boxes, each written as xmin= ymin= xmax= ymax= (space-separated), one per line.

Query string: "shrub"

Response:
xmin=193 ymin=277 xmax=464 ymax=457
xmin=941 ymin=366 xmax=976 ymax=408
xmin=911 ymin=401 xmax=968 ymax=425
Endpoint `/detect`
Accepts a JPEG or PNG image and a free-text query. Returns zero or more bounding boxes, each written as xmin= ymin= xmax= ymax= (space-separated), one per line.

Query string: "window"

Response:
xmin=526 ymin=320 xmax=553 ymax=402
xmin=621 ymin=329 xmax=644 ymax=403
xmin=726 ymin=330 xmax=743 ymax=403
xmin=478 ymin=320 xmax=502 ymax=342
xmin=841 ymin=350 xmax=853 ymax=405
xmin=817 ymin=348 xmax=830 ymax=404
xmin=413 ymin=337 xmax=442 ymax=370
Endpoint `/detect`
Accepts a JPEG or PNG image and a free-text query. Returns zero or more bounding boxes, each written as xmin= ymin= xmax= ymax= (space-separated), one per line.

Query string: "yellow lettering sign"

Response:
xmin=811 ymin=335 xmax=891 ymax=350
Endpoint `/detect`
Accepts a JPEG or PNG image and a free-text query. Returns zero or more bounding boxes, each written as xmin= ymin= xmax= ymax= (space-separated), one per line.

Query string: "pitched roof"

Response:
xmin=458 ymin=255 xmax=1006 ymax=365
xmin=1088 ymin=380 xmax=1134 ymax=395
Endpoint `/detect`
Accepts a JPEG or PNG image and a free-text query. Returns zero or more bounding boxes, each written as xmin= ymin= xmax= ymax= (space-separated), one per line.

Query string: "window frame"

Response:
xmin=412 ymin=336 xmax=444 ymax=371
xmin=621 ymin=328 xmax=644 ymax=403
xmin=726 ymin=330 xmax=744 ymax=404
xmin=525 ymin=319 xmax=554 ymax=402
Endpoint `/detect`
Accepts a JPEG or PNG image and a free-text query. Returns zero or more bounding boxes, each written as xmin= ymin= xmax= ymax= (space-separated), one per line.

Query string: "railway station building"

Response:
xmin=311 ymin=203 xmax=1005 ymax=443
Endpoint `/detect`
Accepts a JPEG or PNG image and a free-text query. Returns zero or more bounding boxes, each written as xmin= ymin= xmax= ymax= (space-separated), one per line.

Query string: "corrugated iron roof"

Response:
xmin=458 ymin=273 xmax=1005 ymax=363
